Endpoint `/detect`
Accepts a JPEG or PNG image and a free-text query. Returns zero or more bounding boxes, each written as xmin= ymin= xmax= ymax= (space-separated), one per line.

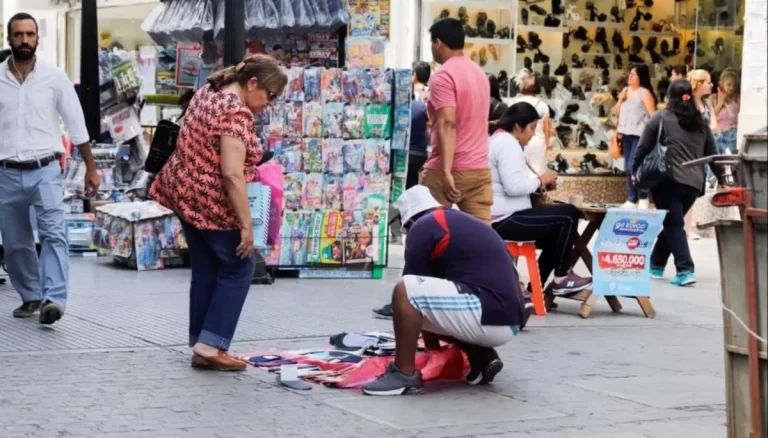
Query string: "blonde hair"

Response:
xmin=687 ymin=69 xmax=711 ymax=93
xmin=207 ymin=54 xmax=287 ymax=95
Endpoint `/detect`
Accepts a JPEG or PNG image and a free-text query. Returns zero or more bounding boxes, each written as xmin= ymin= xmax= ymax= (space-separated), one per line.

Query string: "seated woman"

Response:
xmin=488 ymin=102 xmax=592 ymax=295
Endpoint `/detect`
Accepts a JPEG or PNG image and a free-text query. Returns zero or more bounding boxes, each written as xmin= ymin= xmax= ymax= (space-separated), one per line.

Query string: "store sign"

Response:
xmin=592 ymin=209 xmax=667 ymax=297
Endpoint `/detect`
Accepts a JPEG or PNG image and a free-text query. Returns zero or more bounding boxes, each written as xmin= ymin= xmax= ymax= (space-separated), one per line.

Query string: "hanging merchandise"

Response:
xmin=176 ymin=45 xmax=203 ymax=88
xmin=259 ymin=66 xmax=408 ymax=271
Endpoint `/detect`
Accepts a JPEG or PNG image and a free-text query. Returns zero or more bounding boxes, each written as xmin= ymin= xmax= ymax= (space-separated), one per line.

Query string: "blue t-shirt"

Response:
xmin=409 ymin=100 xmax=428 ymax=157
xmin=403 ymin=208 xmax=525 ymax=326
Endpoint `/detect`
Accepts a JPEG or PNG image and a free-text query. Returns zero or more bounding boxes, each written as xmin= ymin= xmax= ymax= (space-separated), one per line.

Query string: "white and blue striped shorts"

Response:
xmin=403 ymin=275 xmax=519 ymax=348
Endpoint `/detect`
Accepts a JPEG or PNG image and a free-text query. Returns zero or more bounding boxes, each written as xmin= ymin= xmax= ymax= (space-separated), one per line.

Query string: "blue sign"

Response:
xmin=592 ymin=209 xmax=667 ymax=297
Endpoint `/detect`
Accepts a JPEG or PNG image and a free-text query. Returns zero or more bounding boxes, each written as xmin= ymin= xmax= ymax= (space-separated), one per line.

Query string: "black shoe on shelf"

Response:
xmin=573 ymin=26 xmax=589 ymax=41
xmin=645 ymin=37 xmax=658 ymax=52
xmin=542 ymin=63 xmax=551 ymax=76
xmin=517 ymin=35 xmax=527 ymax=53
xmin=563 ymin=30 xmax=572 ymax=49
xmin=571 ymin=54 xmax=585 ymax=68
xmin=372 ymin=303 xmax=393 ymax=319
xmin=537 ymin=49 xmax=550 ymax=63
xmin=628 ymin=50 xmax=645 ymax=64
xmin=527 ymin=32 xmax=542 ymax=49
xmin=649 ymin=49 xmax=663 ymax=64
xmin=613 ymin=30 xmax=626 ymax=52
xmin=581 ymin=39 xmax=594 ymax=53
xmin=530 ymin=4 xmax=547 ymax=16
xmin=611 ymin=6 xmax=624 ymax=22
xmin=554 ymin=62 xmax=568 ymax=75
xmin=524 ymin=56 xmax=533 ymax=69
xmin=615 ymin=53 xmax=624 ymax=69
xmin=660 ymin=40 xmax=672 ymax=57
xmin=522 ymin=8 xmax=529 ymax=25
xmin=580 ymin=123 xmax=595 ymax=135
xmin=631 ymin=36 xmax=643 ymax=53
xmin=544 ymin=15 xmax=561 ymax=27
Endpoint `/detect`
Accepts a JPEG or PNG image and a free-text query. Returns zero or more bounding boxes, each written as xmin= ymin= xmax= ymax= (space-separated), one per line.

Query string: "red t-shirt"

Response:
xmin=424 ymin=56 xmax=490 ymax=172
xmin=151 ymin=85 xmax=262 ymax=230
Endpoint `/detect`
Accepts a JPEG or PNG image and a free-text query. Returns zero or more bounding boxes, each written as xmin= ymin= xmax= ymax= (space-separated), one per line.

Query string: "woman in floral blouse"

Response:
xmin=151 ymin=55 xmax=287 ymax=371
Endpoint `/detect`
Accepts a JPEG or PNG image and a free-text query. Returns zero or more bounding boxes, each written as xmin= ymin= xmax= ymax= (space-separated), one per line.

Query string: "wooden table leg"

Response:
xmin=605 ymin=296 xmax=623 ymax=313
xmin=636 ymin=297 xmax=656 ymax=318
xmin=579 ymin=292 xmax=599 ymax=318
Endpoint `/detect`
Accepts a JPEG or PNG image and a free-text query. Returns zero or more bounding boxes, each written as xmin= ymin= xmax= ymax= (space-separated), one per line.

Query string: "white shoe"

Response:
xmin=621 ymin=201 xmax=637 ymax=209
xmin=638 ymin=199 xmax=650 ymax=210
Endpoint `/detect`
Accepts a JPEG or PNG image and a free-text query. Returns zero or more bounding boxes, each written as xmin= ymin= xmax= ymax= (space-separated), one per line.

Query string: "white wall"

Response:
xmin=385 ymin=0 xmax=419 ymax=69
xmin=737 ymin=0 xmax=768 ymax=146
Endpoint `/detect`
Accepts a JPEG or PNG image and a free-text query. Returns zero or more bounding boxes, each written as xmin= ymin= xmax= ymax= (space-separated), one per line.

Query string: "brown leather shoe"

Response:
xmin=191 ymin=350 xmax=247 ymax=371
xmin=13 ymin=300 xmax=42 ymax=318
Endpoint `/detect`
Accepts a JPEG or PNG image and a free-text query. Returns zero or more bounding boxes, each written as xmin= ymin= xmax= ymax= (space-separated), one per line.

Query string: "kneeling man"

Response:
xmin=363 ymin=186 xmax=527 ymax=396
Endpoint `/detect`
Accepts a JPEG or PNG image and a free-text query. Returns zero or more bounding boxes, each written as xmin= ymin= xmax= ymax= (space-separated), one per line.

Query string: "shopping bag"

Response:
xmin=634 ymin=116 xmax=669 ymax=191
xmin=609 ymin=131 xmax=622 ymax=159
xmin=247 ymin=182 xmax=271 ymax=248
xmin=255 ymin=164 xmax=284 ymax=246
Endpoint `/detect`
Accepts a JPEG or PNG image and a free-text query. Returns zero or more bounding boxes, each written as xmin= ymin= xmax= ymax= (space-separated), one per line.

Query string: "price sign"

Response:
xmin=592 ymin=209 xmax=667 ymax=297
xmin=597 ymin=252 xmax=646 ymax=270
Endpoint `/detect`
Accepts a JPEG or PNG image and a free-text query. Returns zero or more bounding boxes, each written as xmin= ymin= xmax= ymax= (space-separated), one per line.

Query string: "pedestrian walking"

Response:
xmin=0 ymin=12 xmax=99 ymax=324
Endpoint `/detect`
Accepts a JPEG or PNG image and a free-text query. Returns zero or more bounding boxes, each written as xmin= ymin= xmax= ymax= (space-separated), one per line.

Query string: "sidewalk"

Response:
xmin=0 ymin=239 xmax=727 ymax=438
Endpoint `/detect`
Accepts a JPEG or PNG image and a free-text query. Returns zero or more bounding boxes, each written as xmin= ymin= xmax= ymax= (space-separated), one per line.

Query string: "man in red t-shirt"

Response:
xmin=420 ymin=18 xmax=492 ymax=224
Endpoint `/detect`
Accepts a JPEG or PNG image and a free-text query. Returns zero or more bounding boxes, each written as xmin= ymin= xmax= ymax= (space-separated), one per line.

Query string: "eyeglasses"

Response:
xmin=267 ymin=91 xmax=279 ymax=102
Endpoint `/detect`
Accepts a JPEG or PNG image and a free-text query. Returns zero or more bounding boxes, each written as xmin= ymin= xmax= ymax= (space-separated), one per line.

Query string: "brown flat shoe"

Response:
xmin=191 ymin=351 xmax=246 ymax=371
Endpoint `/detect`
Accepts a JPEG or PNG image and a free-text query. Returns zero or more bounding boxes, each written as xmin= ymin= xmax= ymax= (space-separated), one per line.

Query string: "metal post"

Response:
xmin=223 ymin=0 xmax=246 ymax=66
xmin=79 ymin=0 xmax=100 ymax=142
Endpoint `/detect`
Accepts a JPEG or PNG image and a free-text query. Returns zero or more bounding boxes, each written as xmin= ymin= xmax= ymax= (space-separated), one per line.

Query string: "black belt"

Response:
xmin=0 ymin=154 xmax=62 ymax=170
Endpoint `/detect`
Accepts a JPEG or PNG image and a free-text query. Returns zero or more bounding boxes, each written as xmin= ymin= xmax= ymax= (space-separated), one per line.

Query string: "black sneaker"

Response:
xmin=39 ymin=300 xmax=64 ymax=325
xmin=372 ymin=303 xmax=393 ymax=319
xmin=465 ymin=348 xmax=504 ymax=386
xmin=362 ymin=362 xmax=423 ymax=396
xmin=13 ymin=300 xmax=41 ymax=318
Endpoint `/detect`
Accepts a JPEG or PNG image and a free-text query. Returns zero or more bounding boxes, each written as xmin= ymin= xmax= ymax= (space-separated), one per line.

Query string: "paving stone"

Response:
xmin=567 ymin=375 xmax=726 ymax=409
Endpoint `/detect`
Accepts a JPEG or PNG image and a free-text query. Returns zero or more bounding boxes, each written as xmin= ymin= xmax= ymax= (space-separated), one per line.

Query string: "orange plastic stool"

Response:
xmin=505 ymin=241 xmax=547 ymax=316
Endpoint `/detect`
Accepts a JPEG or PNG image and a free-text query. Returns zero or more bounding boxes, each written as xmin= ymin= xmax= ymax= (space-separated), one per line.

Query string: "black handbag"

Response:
xmin=144 ymin=119 xmax=180 ymax=174
xmin=634 ymin=116 xmax=669 ymax=191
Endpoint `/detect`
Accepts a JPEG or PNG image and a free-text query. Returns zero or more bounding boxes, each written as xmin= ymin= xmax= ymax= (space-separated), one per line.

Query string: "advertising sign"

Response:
xmin=592 ymin=209 xmax=667 ymax=297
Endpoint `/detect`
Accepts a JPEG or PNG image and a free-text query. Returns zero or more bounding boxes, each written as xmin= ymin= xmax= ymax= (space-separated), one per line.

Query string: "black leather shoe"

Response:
xmin=554 ymin=62 xmax=568 ymax=75
xmin=522 ymin=8 xmax=529 ymax=25
xmin=39 ymin=300 xmax=64 ymax=325
xmin=531 ymin=4 xmax=547 ymax=15
xmin=13 ymin=300 xmax=42 ymax=318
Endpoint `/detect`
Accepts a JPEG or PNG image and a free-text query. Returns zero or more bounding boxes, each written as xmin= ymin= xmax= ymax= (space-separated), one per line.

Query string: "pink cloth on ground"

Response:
xmin=424 ymin=56 xmax=491 ymax=172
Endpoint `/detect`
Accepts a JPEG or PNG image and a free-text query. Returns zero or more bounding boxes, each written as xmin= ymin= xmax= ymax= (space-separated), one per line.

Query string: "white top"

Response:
xmin=488 ymin=131 xmax=541 ymax=222
xmin=509 ymin=95 xmax=549 ymax=137
xmin=0 ymin=58 xmax=89 ymax=162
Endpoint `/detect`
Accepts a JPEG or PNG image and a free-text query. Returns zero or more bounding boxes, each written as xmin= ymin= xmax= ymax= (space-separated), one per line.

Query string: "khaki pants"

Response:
xmin=420 ymin=168 xmax=493 ymax=225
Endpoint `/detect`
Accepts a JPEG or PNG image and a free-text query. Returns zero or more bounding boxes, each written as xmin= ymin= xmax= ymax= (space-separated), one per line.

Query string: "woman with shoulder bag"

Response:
xmin=488 ymin=102 xmax=592 ymax=296
xmin=631 ymin=79 xmax=724 ymax=287
xmin=150 ymin=55 xmax=287 ymax=370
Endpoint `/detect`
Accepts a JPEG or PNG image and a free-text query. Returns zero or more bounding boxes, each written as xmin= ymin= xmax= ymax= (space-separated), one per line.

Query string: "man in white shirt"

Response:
xmin=0 ymin=13 xmax=100 ymax=324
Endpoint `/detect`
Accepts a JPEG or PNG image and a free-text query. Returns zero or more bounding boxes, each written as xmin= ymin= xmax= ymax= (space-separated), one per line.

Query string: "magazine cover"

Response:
xmin=394 ymin=69 xmax=412 ymax=106
xmin=392 ymin=149 xmax=408 ymax=178
xmin=319 ymin=210 xmax=344 ymax=264
xmin=341 ymin=209 xmax=387 ymax=265
xmin=303 ymin=101 xmax=324 ymax=138
xmin=302 ymin=138 xmax=323 ymax=172
xmin=364 ymin=173 xmax=391 ymax=210
xmin=268 ymin=105 xmax=286 ymax=136
xmin=343 ymin=104 xmax=366 ymax=139
xmin=321 ymin=68 xmax=343 ymax=102
xmin=304 ymin=67 xmax=321 ymax=102
xmin=342 ymin=172 xmax=366 ymax=210
xmin=342 ymin=69 xmax=361 ymax=103
xmin=284 ymin=101 xmax=303 ymax=137
xmin=323 ymin=173 xmax=342 ymax=209
xmin=277 ymin=138 xmax=303 ymax=172
xmin=279 ymin=210 xmax=312 ymax=266
xmin=285 ymin=66 xmax=305 ymax=101
xmin=283 ymin=172 xmax=305 ymax=210
xmin=267 ymin=136 xmax=283 ymax=160
xmin=302 ymin=173 xmax=324 ymax=209
xmin=134 ymin=221 xmax=163 ymax=271
xmin=343 ymin=141 xmax=365 ymax=173
xmin=364 ymin=104 xmax=392 ymax=138
xmin=357 ymin=69 xmax=374 ymax=104
xmin=322 ymin=138 xmax=344 ymax=174
xmin=323 ymin=102 xmax=344 ymax=138
xmin=369 ymin=68 xmax=393 ymax=104
xmin=364 ymin=139 xmax=390 ymax=174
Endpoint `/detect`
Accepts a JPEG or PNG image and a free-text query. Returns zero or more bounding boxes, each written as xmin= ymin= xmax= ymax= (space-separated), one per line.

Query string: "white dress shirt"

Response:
xmin=0 ymin=57 xmax=89 ymax=162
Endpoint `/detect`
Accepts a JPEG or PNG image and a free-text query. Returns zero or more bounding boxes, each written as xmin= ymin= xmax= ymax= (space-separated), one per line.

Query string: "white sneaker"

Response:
xmin=638 ymin=199 xmax=650 ymax=210
xmin=621 ymin=201 xmax=637 ymax=209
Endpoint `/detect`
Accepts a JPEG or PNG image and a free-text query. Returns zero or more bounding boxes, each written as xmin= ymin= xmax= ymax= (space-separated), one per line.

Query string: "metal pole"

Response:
xmin=79 ymin=0 xmax=100 ymax=142
xmin=223 ymin=0 xmax=246 ymax=66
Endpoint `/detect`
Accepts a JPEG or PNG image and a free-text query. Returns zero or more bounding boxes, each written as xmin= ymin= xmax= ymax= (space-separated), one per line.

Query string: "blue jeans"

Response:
xmin=650 ymin=181 xmax=699 ymax=274
xmin=622 ymin=135 xmax=648 ymax=202
xmin=181 ymin=221 xmax=256 ymax=350
xmin=0 ymin=163 xmax=68 ymax=307
xmin=709 ymin=128 xmax=738 ymax=180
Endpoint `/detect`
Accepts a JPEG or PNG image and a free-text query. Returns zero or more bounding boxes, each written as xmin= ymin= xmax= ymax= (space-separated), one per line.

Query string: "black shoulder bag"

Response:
xmin=634 ymin=116 xmax=669 ymax=191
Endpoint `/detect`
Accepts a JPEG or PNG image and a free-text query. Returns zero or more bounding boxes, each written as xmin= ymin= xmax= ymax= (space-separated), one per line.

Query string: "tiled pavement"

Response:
xmin=0 ymin=239 xmax=729 ymax=437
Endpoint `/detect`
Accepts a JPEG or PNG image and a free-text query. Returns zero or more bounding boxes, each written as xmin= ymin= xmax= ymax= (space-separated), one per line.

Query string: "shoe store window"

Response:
xmin=419 ymin=0 xmax=746 ymax=183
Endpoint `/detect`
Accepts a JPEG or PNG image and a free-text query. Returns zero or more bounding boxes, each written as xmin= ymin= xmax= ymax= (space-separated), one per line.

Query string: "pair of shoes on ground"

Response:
xmin=362 ymin=347 xmax=504 ymax=396
xmin=651 ymin=269 xmax=696 ymax=287
xmin=13 ymin=300 xmax=64 ymax=325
